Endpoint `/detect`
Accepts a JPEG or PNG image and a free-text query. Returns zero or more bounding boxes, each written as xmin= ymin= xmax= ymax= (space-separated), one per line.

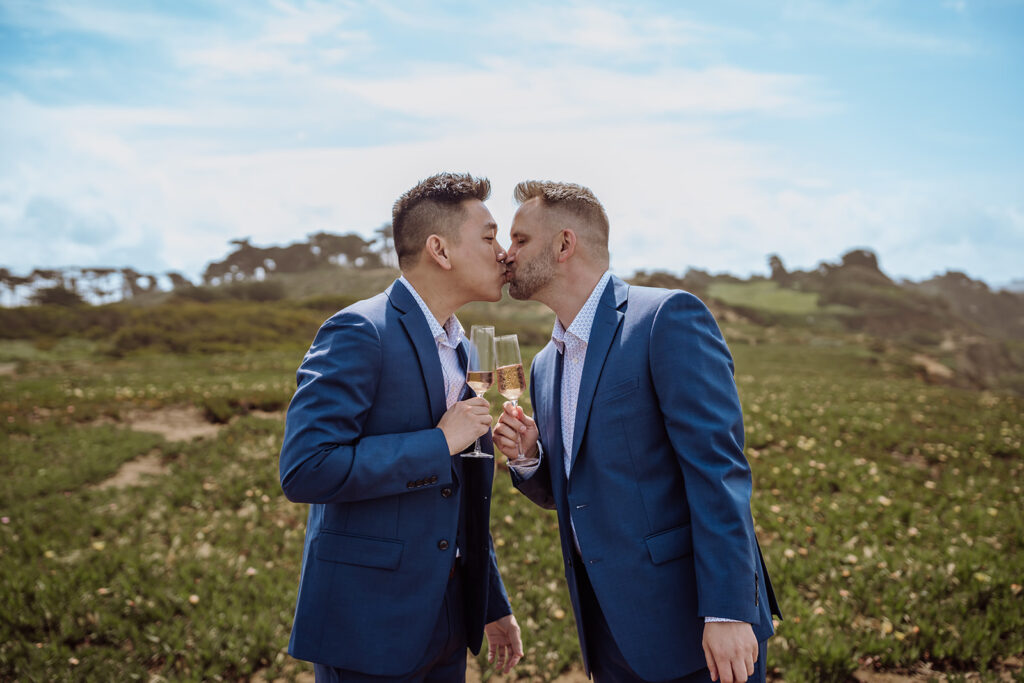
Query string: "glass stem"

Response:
xmin=512 ymin=399 xmax=524 ymax=457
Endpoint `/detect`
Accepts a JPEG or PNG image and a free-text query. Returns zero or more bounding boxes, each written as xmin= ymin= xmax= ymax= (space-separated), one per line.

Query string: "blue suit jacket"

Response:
xmin=279 ymin=279 xmax=511 ymax=676
xmin=513 ymin=275 xmax=780 ymax=681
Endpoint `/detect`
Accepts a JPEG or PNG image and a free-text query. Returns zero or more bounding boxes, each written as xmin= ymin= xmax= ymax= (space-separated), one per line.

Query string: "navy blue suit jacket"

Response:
xmin=280 ymin=279 xmax=511 ymax=676
xmin=513 ymin=275 xmax=780 ymax=681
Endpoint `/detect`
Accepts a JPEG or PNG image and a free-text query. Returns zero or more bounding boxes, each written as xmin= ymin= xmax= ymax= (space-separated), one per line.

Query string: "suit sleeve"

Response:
xmin=508 ymin=363 xmax=556 ymax=510
xmin=649 ymin=292 xmax=760 ymax=623
xmin=279 ymin=311 xmax=452 ymax=504
xmin=485 ymin=534 xmax=513 ymax=622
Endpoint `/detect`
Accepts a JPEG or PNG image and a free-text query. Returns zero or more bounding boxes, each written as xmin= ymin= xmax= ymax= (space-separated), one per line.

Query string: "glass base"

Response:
xmin=507 ymin=456 xmax=539 ymax=467
xmin=461 ymin=451 xmax=494 ymax=458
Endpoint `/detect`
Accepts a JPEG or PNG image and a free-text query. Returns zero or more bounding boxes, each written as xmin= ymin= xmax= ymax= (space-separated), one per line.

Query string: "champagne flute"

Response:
xmin=463 ymin=325 xmax=495 ymax=458
xmin=495 ymin=334 xmax=539 ymax=467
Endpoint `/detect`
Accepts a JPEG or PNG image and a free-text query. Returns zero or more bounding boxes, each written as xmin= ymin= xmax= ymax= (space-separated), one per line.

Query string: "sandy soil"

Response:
xmin=92 ymin=449 xmax=168 ymax=490
xmin=122 ymin=405 xmax=224 ymax=441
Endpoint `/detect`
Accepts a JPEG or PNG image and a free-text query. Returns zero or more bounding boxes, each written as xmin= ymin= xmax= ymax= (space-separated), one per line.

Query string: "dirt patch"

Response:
xmin=0 ymin=362 xmax=16 ymax=376
xmin=123 ymin=406 xmax=223 ymax=442
xmin=911 ymin=353 xmax=955 ymax=383
xmin=250 ymin=409 xmax=285 ymax=421
xmin=93 ymin=450 xmax=168 ymax=490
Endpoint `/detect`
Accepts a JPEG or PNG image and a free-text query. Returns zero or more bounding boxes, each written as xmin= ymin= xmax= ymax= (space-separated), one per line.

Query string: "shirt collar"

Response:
xmin=551 ymin=271 xmax=612 ymax=354
xmin=398 ymin=275 xmax=464 ymax=349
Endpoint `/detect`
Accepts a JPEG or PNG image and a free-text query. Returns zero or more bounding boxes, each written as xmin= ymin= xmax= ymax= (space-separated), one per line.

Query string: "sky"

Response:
xmin=2 ymin=0 xmax=1023 ymax=288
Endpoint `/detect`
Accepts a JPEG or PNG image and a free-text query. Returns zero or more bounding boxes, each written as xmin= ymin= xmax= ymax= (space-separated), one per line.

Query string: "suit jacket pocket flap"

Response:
xmin=316 ymin=531 xmax=404 ymax=570
xmin=597 ymin=376 xmax=639 ymax=404
xmin=644 ymin=524 xmax=693 ymax=565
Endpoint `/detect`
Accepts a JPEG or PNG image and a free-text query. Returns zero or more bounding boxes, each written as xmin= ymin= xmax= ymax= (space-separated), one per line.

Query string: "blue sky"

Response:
xmin=2 ymin=0 xmax=1022 ymax=287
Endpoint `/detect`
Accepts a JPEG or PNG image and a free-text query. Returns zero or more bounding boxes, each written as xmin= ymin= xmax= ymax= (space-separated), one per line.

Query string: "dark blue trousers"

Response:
xmin=314 ymin=566 xmax=468 ymax=683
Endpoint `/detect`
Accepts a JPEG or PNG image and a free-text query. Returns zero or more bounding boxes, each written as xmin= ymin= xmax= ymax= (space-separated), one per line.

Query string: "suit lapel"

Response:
xmin=535 ymin=344 xmax=564 ymax=467
xmin=456 ymin=339 xmax=472 ymax=400
xmin=388 ymin=280 xmax=447 ymax=426
xmin=551 ymin=348 xmax=568 ymax=500
xmin=568 ymin=276 xmax=628 ymax=474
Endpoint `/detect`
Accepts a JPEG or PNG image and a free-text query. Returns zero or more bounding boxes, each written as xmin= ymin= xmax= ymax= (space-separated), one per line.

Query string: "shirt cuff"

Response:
xmin=705 ymin=617 xmax=743 ymax=623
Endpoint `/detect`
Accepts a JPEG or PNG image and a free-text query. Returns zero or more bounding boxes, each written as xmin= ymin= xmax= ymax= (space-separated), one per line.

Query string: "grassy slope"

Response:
xmin=1 ymin=287 xmax=1023 ymax=681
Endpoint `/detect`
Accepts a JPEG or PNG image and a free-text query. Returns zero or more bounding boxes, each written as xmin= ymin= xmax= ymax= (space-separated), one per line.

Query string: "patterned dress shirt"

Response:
xmin=398 ymin=276 xmax=465 ymax=408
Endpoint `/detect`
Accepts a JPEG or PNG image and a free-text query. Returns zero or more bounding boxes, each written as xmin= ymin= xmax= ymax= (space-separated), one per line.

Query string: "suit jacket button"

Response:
xmin=441 ymin=487 xmax=453 ymax=498
xmin=438 ymin=539 xmax=450 ymax=551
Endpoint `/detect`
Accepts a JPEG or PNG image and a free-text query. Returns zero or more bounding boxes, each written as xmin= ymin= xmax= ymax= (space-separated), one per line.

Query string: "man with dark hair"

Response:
xmin=280 ymin=172 xmax=523 ymax=682
xmin=495 ymin=180 xmax=780 ymax=683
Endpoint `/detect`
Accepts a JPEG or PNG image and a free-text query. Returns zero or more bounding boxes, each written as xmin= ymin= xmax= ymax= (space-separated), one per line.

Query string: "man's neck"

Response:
xmin=402 ymin=271 xmax=455 ymax=326
xmin=544 ymin=269 xmax=605 ymax=331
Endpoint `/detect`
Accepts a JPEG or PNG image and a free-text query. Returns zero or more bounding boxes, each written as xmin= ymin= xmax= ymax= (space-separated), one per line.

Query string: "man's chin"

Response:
xmin=507 ymin=283 xmax=529 ymax=301
xmin=482 ymin=281 xmax=504 ymax=302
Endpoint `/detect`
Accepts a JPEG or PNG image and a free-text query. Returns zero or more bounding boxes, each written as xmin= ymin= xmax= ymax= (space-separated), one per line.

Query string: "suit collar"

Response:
xmin=389 ymin=279 xmax=448 ymax=425
xmin=551 ymin=270 xmax=613 ymax=353
xmin=397 ymin=275 xmax=464 ymax=349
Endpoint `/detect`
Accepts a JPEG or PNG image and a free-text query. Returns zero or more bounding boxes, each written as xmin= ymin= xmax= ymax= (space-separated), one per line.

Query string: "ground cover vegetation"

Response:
xmin=2 ymin=254 xmax=1023 ymax=682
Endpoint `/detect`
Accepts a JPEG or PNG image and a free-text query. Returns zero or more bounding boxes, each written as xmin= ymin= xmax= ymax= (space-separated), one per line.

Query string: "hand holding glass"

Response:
xmin=463 ymin=325 xmax=495 ymax=458
xmin=495 ymin=334 xmax=539 ymax=467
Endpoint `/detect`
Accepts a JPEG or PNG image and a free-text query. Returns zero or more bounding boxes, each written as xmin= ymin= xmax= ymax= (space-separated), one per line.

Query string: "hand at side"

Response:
xmin=702 ymin=621 xmax=758 ymax=683
xmin=484 ymin=613 xmax=523 ymax=674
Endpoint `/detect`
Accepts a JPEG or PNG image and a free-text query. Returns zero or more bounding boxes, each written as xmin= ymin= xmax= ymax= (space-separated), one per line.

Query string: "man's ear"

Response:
xmin=555 ymin=229 xmax=577 ymax=263
xmin=425 ymin=234 xmax=453 ymax=270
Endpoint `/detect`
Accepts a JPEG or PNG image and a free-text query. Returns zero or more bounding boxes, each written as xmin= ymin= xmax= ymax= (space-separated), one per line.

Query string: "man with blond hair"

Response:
xmin=281 ymin=172 xmax=523 ymax=682
xmin=494 ymin=180 xmax=780 ymax=682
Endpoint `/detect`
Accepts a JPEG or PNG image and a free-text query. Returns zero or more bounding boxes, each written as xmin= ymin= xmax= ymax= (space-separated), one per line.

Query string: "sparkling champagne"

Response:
xmin=496 ymin=363 xmax=525 ymax=400
xmin=466 ymin=370 xmax=493 ymax=395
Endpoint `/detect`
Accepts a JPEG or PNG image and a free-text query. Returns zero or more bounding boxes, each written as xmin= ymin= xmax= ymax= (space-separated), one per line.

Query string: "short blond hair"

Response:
xmin=513 ymin=180 xmax=609 ymax=257
xmin=392 ymin=172 xmax=491 ymax=269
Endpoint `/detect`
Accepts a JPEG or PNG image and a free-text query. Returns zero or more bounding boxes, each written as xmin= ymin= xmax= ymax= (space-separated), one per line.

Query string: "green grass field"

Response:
xmin=708 ymin=281 xmax=857 ymax=326
xmin=2 ymin=314 xmax=1022 ymax=681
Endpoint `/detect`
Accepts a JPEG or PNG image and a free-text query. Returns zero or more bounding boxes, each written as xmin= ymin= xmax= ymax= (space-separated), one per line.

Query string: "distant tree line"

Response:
xmin=0 ymin=224 xmax=396 ymax=307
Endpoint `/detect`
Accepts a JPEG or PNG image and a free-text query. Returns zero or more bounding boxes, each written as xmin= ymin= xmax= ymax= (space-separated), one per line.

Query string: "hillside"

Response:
xmin=2 ymin=248 xmax=1022 ymax=395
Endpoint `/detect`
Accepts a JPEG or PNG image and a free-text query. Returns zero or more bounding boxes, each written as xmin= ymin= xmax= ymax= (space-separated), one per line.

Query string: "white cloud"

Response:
xmin=7 ymin=85 xmax=1017 ymax=289
xmin=495 ymin=4 xmax=711 ymax=52
xmin=2 ymin=0 xmax=1019 ymax=290
xmin=335 ymin=62 xmax=822 ymax=131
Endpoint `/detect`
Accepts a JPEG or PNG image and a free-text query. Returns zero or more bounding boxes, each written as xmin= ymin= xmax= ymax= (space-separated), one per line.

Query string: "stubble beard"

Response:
xmin=507 ymin=252 xmax=556 ymax=301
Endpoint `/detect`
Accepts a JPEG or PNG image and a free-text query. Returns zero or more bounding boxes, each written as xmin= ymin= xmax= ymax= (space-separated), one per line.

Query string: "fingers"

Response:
xmin=704 ymin=642 xmax=718 ymax=682
xmin=493 ymin=405 xmax=523 ymax=449
xmin=506 ymin=632 xmax=524 ymax=673
xmin=484 ymin=617 xmax=523 ymax=674
xmin=492 ymin=642 xmax=505 ymax=671
xmin=707 ymin=650 xmax=756 ymax=683
xmin=437 ymin=398 xmax=494 ymax=455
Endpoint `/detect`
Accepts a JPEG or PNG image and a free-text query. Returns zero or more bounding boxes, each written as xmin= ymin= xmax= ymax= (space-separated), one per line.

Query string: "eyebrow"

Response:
xmin=483 ymin=222 xmax=497 ymax=233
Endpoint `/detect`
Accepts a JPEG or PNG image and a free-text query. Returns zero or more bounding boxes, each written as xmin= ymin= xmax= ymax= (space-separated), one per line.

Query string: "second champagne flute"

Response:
xmin=495 ymin=334 xmax=539 ymax=467
xmin=463 ymin=325 xmax=495 ymax=458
